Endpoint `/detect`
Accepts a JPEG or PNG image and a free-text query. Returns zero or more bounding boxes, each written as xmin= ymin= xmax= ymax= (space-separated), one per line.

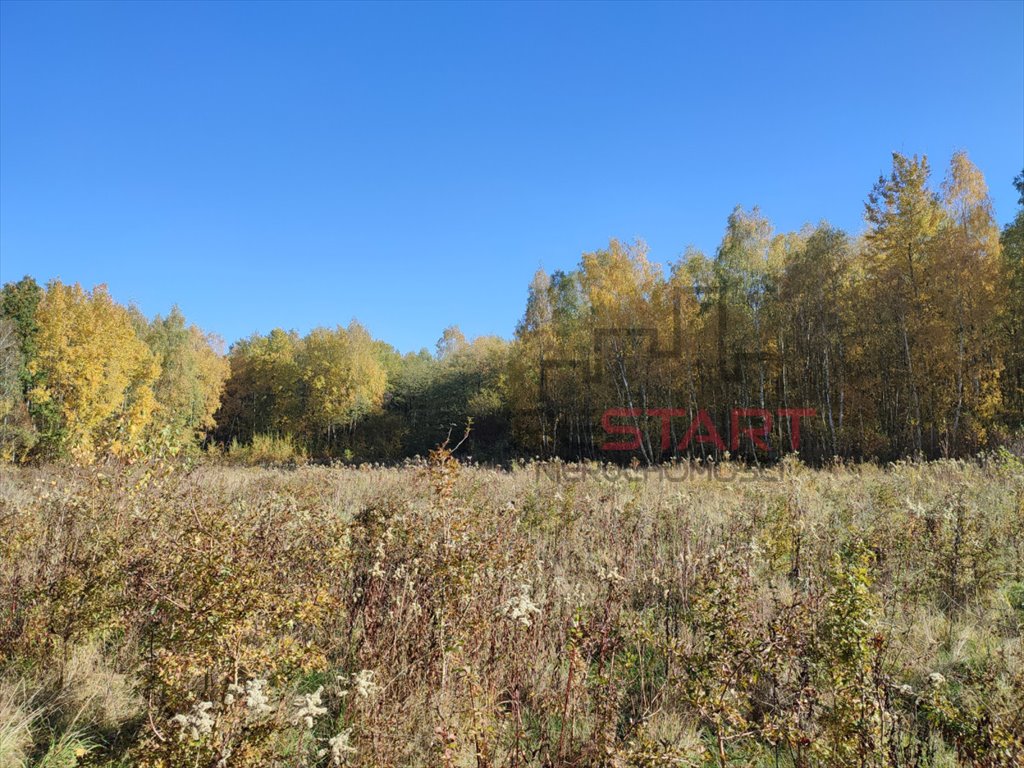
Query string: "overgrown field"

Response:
xmin=1 ymin=453 xmax=1023 ymax=767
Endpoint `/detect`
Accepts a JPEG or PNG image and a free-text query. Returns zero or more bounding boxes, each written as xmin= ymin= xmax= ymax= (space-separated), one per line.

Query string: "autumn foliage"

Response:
xmin=1 ymin=151 xmax=1023 ymax=465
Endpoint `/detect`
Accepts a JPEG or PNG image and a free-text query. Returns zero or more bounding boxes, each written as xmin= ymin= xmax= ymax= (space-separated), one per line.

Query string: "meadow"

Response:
xmin=2 ymin=3 xmax=1022 ymax=766
xmin=1 ymin=450 xmax=1022 ymax=768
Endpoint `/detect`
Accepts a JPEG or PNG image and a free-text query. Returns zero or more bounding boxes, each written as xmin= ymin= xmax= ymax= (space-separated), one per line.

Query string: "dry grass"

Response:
xmin=0 ymin=453 xmax=1022 ymax=767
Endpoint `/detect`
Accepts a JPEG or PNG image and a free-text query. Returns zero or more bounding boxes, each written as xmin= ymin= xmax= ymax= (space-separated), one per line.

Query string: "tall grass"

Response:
xmin=0 ymin=452 xmax=1021 ymax=766
xmin=223 ymin=433 xmax=308 ymax=465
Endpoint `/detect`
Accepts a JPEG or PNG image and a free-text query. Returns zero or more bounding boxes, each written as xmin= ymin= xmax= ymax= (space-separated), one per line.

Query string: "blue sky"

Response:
xmin=1 ymin=1 xmax=1022 ymax=353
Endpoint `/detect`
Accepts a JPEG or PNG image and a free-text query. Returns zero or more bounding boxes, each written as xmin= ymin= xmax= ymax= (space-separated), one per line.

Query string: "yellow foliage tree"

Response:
xmin=931 ymin=151 xmax=1003 ymax=452
xmin=145 ymin=307 xmax=229 ymax=452
xmin=298 ymin=322 xmax=387 ymax=450
xmin=29 ymin=282 xmax=159 ymax=460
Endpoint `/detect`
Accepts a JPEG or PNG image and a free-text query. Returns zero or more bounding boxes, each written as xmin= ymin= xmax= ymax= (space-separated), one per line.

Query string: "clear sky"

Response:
xmin=1 ymin=1 xmax=1022 ymax=353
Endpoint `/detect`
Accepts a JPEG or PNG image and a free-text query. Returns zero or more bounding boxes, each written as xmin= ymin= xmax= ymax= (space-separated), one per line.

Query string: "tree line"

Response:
xmin=2 ymin=151 xmax=1022 ymax=464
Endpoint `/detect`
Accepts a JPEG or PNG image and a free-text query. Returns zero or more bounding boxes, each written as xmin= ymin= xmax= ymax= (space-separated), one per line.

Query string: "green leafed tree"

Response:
xmin=862 ymin=153 xmax=944 ymax=457
xmin=1000 ymin=170 xmax=1024 ymax=431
